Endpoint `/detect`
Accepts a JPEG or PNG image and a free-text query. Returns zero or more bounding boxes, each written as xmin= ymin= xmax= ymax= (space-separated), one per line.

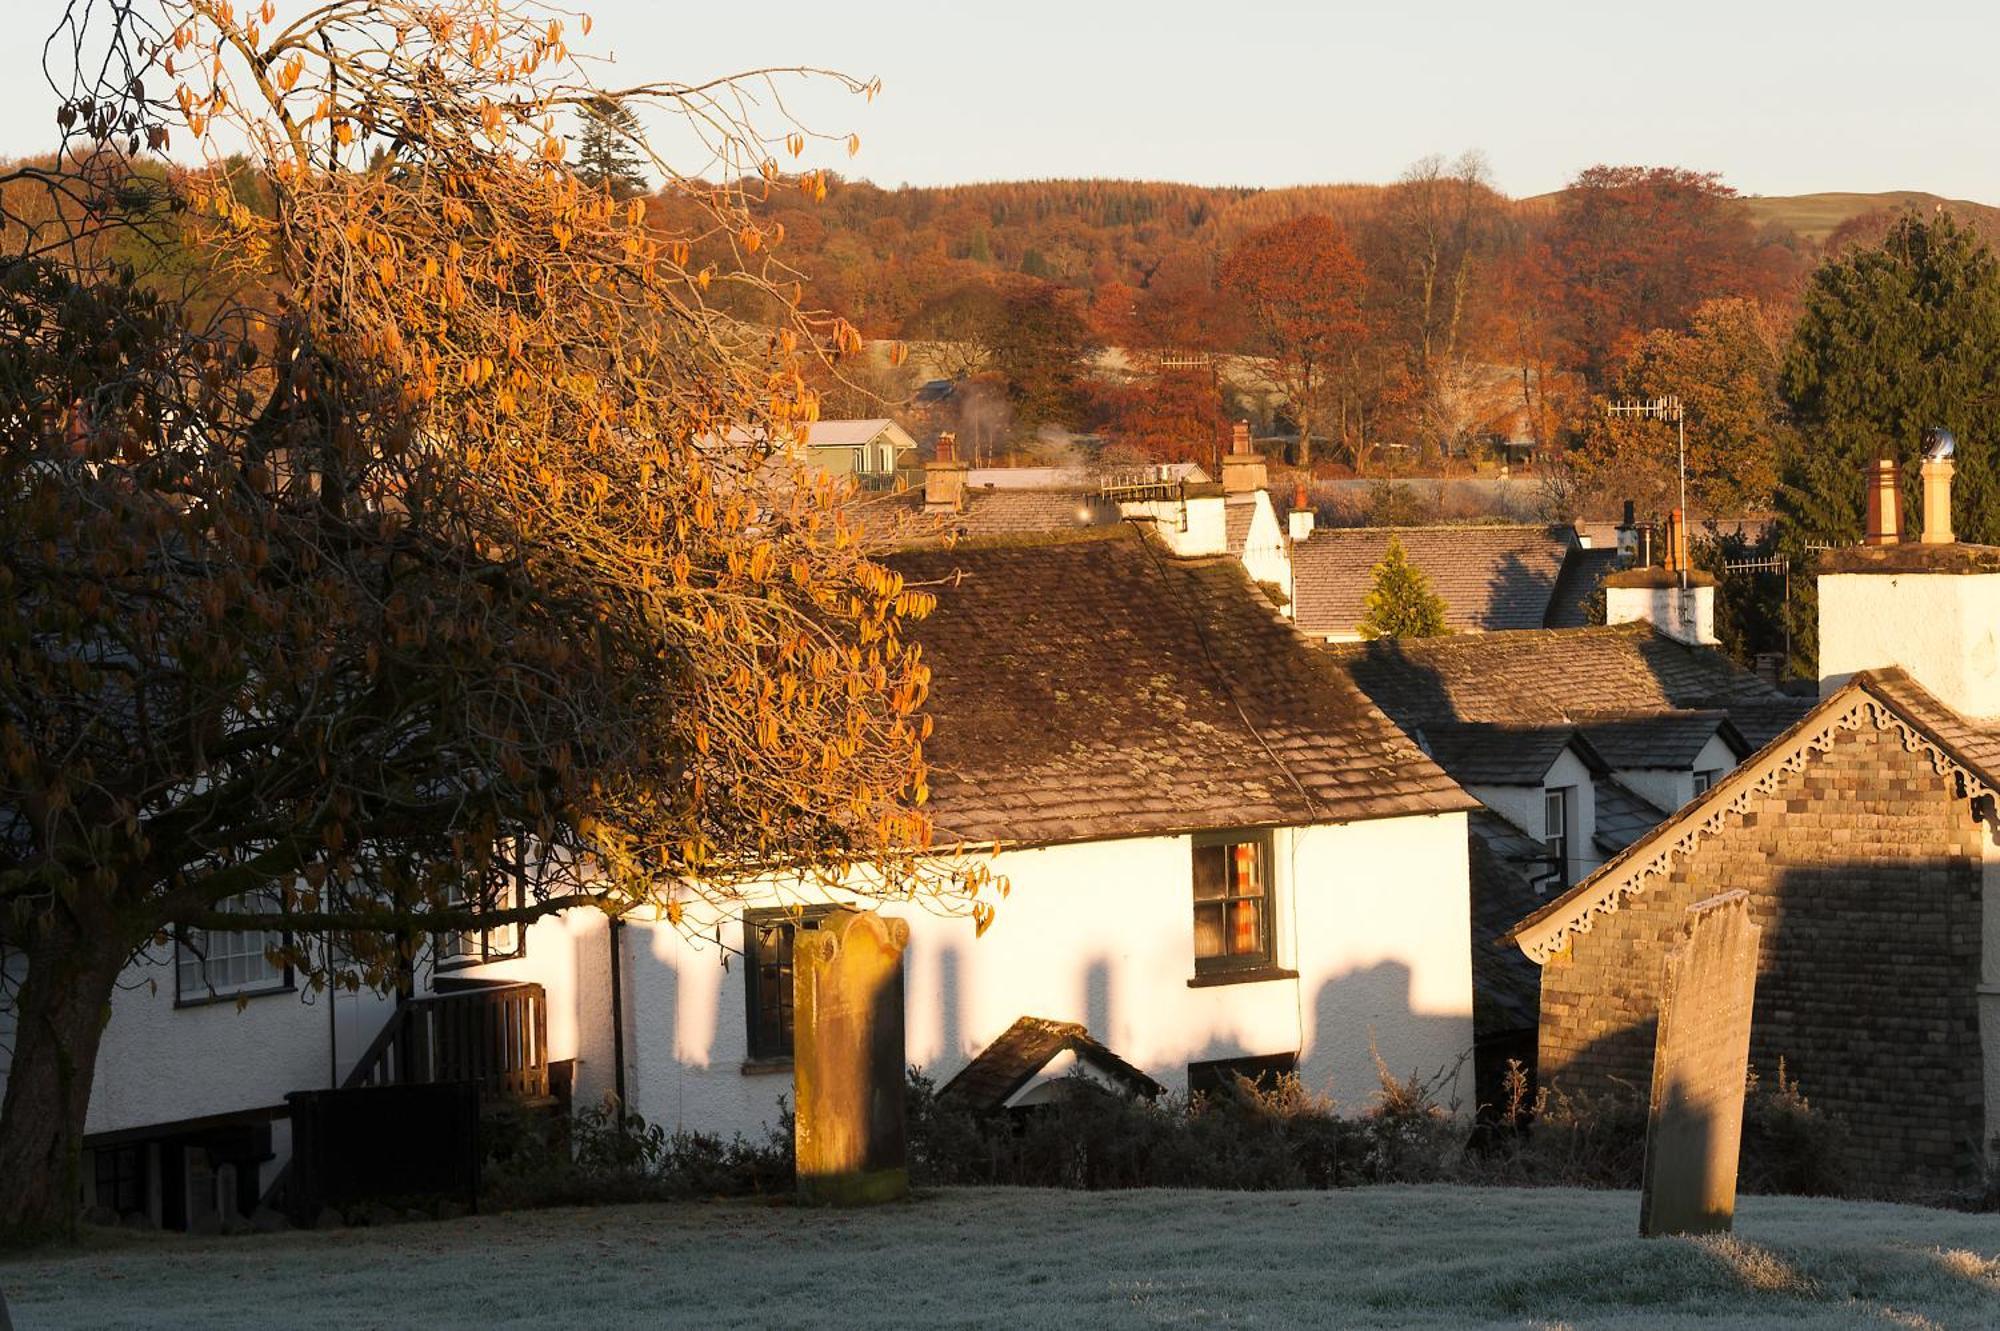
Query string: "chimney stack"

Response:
xmin=1287 ymin=480 xmax=1315 ymax=542
xmin=924 ymin=431 xmax=968 ymax=513
xmin=1864 ymin=457 xmax=1902 ymax=546
xmin=1220 ymin=420 xmax=1266 ymax=495
xmin=1921 ymin=456 xmax=1955 ymax=545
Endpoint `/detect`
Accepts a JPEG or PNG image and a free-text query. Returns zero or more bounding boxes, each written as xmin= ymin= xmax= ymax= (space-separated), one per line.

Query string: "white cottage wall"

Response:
xmin=512 ymin=814 xmax=1473 ymax=1140
xmin=82 ymin=948 xmax=395 ymax=1137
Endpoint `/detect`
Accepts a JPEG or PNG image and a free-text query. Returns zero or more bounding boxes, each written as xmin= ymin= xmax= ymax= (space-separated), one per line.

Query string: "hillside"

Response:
xmin=1736 ymin=190 xmax=2000 ymax=242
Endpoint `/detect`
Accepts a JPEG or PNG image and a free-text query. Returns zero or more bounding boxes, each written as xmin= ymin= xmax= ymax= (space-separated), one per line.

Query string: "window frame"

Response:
xmin=1190 ymin=829 xmax=1278 ymax=978
xmin=742 ymin=904 xmax=844 ymax=1065
xmin=173 ymin=893 xmax=295 ymax=1008
xmin=434 ymin=854 xmax=529 ymax=972
xmin=1543 ymin=786 xmax=1573 ymax=884
xmin=1692 ymin=768 xmax=1721 ymax=796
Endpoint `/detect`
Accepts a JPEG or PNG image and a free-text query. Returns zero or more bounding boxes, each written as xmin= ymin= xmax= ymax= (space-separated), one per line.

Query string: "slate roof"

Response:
xmin=937 ymin=1016 xmax=1166 ymax=1111
xmin=883 ymin=530 xmax=1475 ymax=847
xmin=1419 ymin=724 xmax=1593 ymax=787
xmin=857 ymin=486 xmax=1121 ymax=546
xmin=1326 ymin=623 xmax=1809 ymax=739
xmin=1467 ymin=811 xmax=1556 ymax=1037
xmin=1290 ymin=525 xmax=1573 ymax=637
xmin=1545 ymin=546 xmax=1620 ymax=629
xmin=1224 ymin=496 xmax=1256 ymax=557
xmin=1572 ymin=710 xmax=1747 ymax=770
xmin=1591 ymin=776 xmax=1670 ymax=856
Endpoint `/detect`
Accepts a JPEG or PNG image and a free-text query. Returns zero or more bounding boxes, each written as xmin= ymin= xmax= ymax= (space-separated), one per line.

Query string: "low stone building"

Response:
xmin=1510 ymin=466 xmax=2000 ymax=1193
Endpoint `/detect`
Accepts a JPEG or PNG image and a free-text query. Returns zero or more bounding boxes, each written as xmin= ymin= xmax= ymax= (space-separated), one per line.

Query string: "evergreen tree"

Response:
xmin=574 ymin=97 xmax=649 ymax=199
xmin=1777 ymin=211 xmax=2000 ymax=670
xmin=1356 ymin=537 xmax=1450 ymax=639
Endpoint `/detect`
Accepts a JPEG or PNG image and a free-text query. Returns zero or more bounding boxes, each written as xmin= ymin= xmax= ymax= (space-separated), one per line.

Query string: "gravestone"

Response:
xmin=793 ymin=909 xmax=911 ymax=1205
xmin=1639 ymin=889 xmax=1761 ymax=1237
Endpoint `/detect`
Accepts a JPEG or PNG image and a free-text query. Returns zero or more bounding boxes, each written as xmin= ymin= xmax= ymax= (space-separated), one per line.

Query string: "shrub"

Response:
xmin=483 ymin=1094 xmax=793 ymax=1210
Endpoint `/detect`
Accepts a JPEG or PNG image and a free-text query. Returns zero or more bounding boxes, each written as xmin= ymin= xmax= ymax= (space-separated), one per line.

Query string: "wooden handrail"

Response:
xmin=343 ymin=981 xmax=549 ymax=1099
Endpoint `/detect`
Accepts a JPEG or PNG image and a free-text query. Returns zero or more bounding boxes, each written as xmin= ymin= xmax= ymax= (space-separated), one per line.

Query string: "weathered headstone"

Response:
xmin=793 ymin=909 xmax=911 ymax=1205
xmin=1639 ymin=889 xmax=1761 ymax=1237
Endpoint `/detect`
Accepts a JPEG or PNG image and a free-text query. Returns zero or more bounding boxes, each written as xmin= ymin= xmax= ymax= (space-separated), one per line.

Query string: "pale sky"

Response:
xmin=5 ymin=0 xmax=1998 ymax=201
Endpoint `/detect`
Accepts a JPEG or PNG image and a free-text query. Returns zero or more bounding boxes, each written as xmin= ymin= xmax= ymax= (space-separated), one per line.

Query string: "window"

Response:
xmin=1192 ymin=832 xmax=1273 ymax=974
xmin=175 ymin=893 xmax=291 ymax=1004
xmin=1693 ymin=768 xmax=1721 ymax=796
xmin=1543 ymin=787 xmax=1572 ymax=883
xmin=436 ymin=856 xmax=527 ymax=970
xmin=1188 ymin=1052 xmax=1298 ymax=1098
xmin=93 ymin=1144 xmax=148 ymax=1217
xmin=743 ymin=906 xmax=842 ymax=1062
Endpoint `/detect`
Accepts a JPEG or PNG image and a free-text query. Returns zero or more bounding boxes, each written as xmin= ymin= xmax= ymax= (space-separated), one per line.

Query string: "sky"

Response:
xmin=4 ymin=0 xmax=1999 ymax=201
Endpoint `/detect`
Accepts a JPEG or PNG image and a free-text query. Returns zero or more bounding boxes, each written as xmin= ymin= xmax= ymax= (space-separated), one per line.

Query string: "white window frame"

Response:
xmin=1693 ymin=768 xmax=1722 ymax=796
xmin=1543 ymin=786 xmax=1573 ymax=884
xmin=175 ymin=893 xmax=291 ymax=1005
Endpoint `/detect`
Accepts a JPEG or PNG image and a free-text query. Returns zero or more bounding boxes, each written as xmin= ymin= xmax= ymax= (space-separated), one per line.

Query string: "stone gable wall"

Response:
xmin=1538 ymin=722 xmax=1987 ymax=1192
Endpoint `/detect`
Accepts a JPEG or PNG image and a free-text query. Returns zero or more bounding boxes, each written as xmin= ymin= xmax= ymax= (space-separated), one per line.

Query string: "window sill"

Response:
xmin=1187 ymin=966 xmax=1298 ymax=990
xmin=174 ymin=981 xmax=296 ymax=1010
xmin=740 ymin=1057 xmax=794 ymax=1077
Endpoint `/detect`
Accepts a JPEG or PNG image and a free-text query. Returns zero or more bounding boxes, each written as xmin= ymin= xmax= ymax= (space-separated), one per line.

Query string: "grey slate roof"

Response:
xmin=1545 ymin=546 xmax=1621 ymax=629
xmin=1467 ymin=811 xmax=1555 ymax=1037
xmin=1420 ymin=723 xmax=1592 ymax=787
xmin=938 ymin=1016 xmax=1166 ymax=1111
xmin=1326 ymin=623 xmax=1810 ymax=744
xmin=1572 ymin=710 xmax=1748 ymax=769
xmin=1291 ymin=526 xmax=1573 ymax=637
xmin=882 ymin=530 xmax=1476 ymax=847
xmin=1591 ymin=777 xmax=1671 ymax=856
xmin=1224 ymin=496 xmax=1256 ymax=556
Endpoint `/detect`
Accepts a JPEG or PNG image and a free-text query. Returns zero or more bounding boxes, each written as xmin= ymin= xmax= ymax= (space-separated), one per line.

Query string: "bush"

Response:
xmin=907 ymin=1058 xmax=1465 ymax=1192
xmin=483 ymin=1094 xmax=793 ymax=1210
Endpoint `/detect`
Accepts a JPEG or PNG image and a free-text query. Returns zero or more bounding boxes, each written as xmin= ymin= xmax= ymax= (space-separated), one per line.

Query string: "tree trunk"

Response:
xmin=0 ymin=905 xmax=129 ymax=1244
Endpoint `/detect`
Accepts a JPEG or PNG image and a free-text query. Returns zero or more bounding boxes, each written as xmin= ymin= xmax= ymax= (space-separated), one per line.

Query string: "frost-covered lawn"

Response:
xmin=4 ymin=1186 xmax=1998 ymax=1329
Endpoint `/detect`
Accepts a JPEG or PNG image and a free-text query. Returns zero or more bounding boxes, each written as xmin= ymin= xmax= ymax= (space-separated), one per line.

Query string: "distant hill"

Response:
xmin=1523 ymin=187 xmax=2000 ymax=244
xmin=1735 ymin=191 xmax=2000 ymax=242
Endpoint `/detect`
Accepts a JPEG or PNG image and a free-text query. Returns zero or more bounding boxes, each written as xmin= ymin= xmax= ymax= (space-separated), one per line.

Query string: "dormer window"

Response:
xmin=1544 ymin=787 xmax=1573 ymax=884
xmin=1693 ymin=768 xmax=1722 ymax=796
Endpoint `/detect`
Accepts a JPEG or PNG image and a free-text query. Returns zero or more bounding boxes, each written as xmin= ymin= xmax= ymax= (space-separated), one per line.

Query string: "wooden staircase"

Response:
xmin=344 ymin=980 xmax=552 ymax=1102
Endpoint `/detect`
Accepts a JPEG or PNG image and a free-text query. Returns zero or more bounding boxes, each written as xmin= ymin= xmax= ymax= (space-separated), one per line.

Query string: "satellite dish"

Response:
xmin=1922 ymin=427 xmax=1957 ymax=462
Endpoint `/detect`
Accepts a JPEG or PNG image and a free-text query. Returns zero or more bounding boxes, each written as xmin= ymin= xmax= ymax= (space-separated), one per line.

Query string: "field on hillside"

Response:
xmin=3 ymin=1186 xmax=1996 ymax=1329
xmin=1736 ymin=191 xmax=2000 ymax=242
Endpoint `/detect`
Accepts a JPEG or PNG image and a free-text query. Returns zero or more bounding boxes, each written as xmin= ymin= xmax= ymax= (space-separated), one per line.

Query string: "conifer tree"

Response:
xmin=1777 ymin=211 xmax=2000 ymax=670
xmin=574 ymin=97 xmax=650 ymax=199
xmin=1356 ymin=537 xmax=1450 ymax=638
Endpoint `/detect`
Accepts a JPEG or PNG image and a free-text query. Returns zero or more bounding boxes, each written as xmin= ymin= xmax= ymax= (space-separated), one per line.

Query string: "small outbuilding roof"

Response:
xmin=938 ymin=1017 xmax=1166 ymax=1111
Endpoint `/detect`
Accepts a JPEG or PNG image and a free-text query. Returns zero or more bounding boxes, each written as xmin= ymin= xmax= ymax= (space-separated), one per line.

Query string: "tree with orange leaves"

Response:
xmin=0 ymin=0 xmax=987 ymax=1240
xmin=1220 ymin=214 xmax=1369 ymax=466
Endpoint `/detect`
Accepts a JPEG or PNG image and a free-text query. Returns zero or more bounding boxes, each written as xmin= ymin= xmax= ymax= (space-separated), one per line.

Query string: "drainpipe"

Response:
xmin=608 ymin=918 xmax=627 ymax=1108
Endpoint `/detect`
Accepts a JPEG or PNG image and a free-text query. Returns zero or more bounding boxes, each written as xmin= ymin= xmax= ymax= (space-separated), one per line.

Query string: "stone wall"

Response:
xmin=1538 ymin=722 xmax=1987 ymax=1192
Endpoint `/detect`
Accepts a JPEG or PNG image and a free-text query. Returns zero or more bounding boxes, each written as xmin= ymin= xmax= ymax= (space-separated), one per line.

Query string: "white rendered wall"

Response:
xmin=1617 ymin=733 xmax=1741 ymax=812
xmin=79 ymin=946 xmax=395 ymax=1137
xmin=1606 ymin=584 xmax=1717 ymax=647
xmin=1127 ymin=494 xmax=1229 ymax=558
xmin=1467 ymin=750 xmax=1600 ymax=884
xmin=1236 ymin=492 xmax=1293 ymax=605
xmin=1819 ymin=572 xmax=2000 ymax=719
xmin=509 ymin=813 xmax=1474 ymax=1140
